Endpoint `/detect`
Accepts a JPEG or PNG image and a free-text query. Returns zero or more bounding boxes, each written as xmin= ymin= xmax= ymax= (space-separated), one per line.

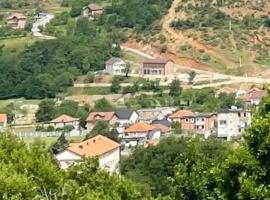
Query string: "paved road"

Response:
xmin=122 ymin=45 xmax=270 ymax=86
xmin=32 ymin=14 xmax=56 ymax=39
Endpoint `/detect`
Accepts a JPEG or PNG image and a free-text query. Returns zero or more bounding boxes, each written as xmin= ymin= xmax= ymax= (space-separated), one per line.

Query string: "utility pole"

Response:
xmin=239 ymin=56 xmax=242 ymax=68
xmin=229 ymin=20 xmax=232 ymax=32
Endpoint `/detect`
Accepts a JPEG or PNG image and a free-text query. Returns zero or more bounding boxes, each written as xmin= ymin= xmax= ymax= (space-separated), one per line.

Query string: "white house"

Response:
xmin=105 ymin=57 xmax=126 ymax=75
xmin=115 ymin=110 xmax=138 ymax=126
xmin=49 ymin=114 xmax=79 ymax=130
xmin=55 ymin=135 xmax=120 ymax=173
xmin=0 ymin=114 xmax=7 ymax=130
xmin=217 ymin=109 xmax=251 ymax=140
xmin=122 ymin=122 xmax=161 ymax=147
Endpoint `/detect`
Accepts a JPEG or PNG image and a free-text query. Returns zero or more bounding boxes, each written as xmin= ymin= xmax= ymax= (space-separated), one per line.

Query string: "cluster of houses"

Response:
xmin=53 ymin=105 xmax=254 ymax=172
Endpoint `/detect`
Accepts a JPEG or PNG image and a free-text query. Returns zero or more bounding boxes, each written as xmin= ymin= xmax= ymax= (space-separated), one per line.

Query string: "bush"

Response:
xmin=70 ymin=4 xmax=81 ymax=17
xmin=62 ymin=125 xmax=75 ymax=132
xmin=84 ymin=72 xmax=95 ymax=83
xmin=47 ymin=125 xmax=55 ymax=132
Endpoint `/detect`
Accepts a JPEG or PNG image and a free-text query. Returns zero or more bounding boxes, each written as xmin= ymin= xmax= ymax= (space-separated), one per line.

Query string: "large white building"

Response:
xmin=105 ymin=57 xmax=126 ymax=75
xmin=217 ymin=109 xmax=251 ymax=140
xmin=55 ymin=135 xmax=120 ymax=173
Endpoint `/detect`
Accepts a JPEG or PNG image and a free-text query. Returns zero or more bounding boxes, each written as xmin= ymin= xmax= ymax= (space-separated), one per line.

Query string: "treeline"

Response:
xmin=0 ymin=17 xmax=121 ymax=99
xmin=121 ymin=89 xmax=270 ymax=199
xmin=0 ymin=133 xmax=150 ymax=199
xmin=66 ymin=0 xmax=173 ymax=31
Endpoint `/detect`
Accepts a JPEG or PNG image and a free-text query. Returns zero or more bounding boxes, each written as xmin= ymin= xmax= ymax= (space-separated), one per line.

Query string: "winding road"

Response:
xmin=31 ymin=14 xmax=56 ymax=39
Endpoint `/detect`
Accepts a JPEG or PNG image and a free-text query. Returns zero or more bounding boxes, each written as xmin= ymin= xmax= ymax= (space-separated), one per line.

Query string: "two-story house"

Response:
xmin=142 ymin=58 xmax=174 ymax=76
xmin=105 ymin=57 xmax=126 ymax=75
xmin=83 ymin=3 xmax=103 ymax=20
xmin=169 ymin=109 xmax=195 ymax=130
xmin=7 ymin=12 xmax=26 ymax=29
xmin=194 ymin=113 xmax=217 ymax=135
xmin=86 ymin=112 xmax=118 ymax=130
xmin=115 ymin=110 xmax=138 ymax=126
xmin=122 ymin=122 xmax=161 ymax=147
xmin=55 ymin=135 xmax=120 ymax=173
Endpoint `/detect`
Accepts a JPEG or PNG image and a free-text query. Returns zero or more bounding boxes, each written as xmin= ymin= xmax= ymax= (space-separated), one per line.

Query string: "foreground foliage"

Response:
xmin=0 ymin=133 xmax=152 ymax=200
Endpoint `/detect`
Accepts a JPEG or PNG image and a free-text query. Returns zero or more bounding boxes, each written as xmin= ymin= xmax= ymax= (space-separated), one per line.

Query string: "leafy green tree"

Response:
xmin=50 ymin=132 xmax=69 ymax=154
xmin=94 ymin=98 xmax=113 ymax=111
xmin=85 ymin=121 xmax=110 ymax=140
xmin=110 ymin=76 xmax=121 ymax=93
xmin=171 ymin=121 xmax=182 ymax=134
xmin=36 ymin=99 xmax=55 ymax=122
xmin=169 ymin=78 xmax=182 ymax=97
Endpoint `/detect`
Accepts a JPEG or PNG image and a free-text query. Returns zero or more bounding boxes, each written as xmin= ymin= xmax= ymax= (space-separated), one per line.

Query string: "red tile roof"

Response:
xmin=169 ymin=110 xmax=194 ymax=119
xmin=87 ymin=112 xmax=116 ymax=122
xmin=87 ymin=3 xmax=103 ymax=11
xmin=51 ymin=115 xmax=78 ymax=123
xmin=68 ymin=135 xmax=120 ymax=157
xmin=125 ymin=122 xmax=156 ymax=133
xmin=152 ymin=124 xmax=170 ymax=134
xmin=0 ymin=114 xmax=7 ymax=123
xmin=7 ymin=13 xmax=26 ymax=20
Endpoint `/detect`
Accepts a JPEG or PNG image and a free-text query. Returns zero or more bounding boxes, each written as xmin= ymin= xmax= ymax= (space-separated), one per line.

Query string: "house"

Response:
xmin=242 ymin=88 xmax=266 ymax=109
xmin=151 ymin=118 xmax=171 ymax=135
xmin=122 ymin=122 xmax=161 ymax=147
xmin=137 ymin=107 xmax=177 ymax=123
xmin=217 ymin=109 xmax=251 ymax=140
xmin=142 ymin=58 xmax=174 ymax=76
xmin=50 ymin=115 xmax=79 ymax=130
xmin=115 ymin=110 xmax=138 ymax=126
xmin=7 ymin=12 xmax=26 ymax=29
xmin=55 ymin=135 xmax=120 ymax=172
xmin=169 ymin=109 xmax=195 ymax=130
xmin=86 ymin=112 xmax=118 ymax=130
xmin=105 ymin=57 xmax=126 ymax=75
xmin=0 ymin=114 xmax=7 ymax=129
xmin=83 ymin=3 xmax=103 ymax=19
xmin=194 ymin=113 xmax=217 ymax=136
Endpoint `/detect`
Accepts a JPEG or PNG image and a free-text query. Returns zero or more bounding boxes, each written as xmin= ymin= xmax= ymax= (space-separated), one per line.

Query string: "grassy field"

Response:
xmin=0 ymin=98 xmax=41 ymax=110
xmin=0 ymin=35 xmax=38 ymax=55
xmin=22 ymin=136 xmax=84 ymax=148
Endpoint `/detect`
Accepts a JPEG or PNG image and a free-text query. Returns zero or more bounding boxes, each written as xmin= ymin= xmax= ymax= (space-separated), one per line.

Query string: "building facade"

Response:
xmin=105 ymin=57 xmax=126 ymax=75
xmin=7 ymin=13 xmax=26 ymax=29
xmin=142 ymin=59 xmax=174 ymax=76
xmin=49 ymin=115 xmax=79 ymax=130
xmin=86 ymin=112 xmax=118 ymax=129
xmin=217 ymin=109 xmax=251 ymax=140
xmin=83 ymin=4 xmax=103 ymax=19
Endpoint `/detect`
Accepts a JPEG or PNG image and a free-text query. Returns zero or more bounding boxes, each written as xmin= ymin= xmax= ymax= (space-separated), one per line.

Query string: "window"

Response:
xmin=238 ymin=113 xmax=241 ymax=117
xmin=185 ymin=118 xmax=189 ymax=122
xmin=244 ymin=113 xmax=246 ymax=117
xmin=219 ymin=120 xmax=227 ymax=125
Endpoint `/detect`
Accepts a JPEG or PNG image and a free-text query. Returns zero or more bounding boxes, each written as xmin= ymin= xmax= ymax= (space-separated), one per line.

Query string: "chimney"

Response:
xmin=93 ymin=139 xmax=96 ymax=143
xmin=79 ymin=145 xmax=83 ymax=149
xmin=86 ymin=142 xmax=89 ymax=145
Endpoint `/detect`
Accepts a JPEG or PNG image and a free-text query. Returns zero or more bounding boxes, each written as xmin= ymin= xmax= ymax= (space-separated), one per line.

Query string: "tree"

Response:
xmin=188 ymin=71 xmax=196 ymax=84
xmin=110 ymin=76 xmax=121 ymax=93
xmin=94 ymin=98 xmax=113 ymax=111
xmin=171 ymin=121 xmax=182 ymax=134
xmin=169 ymin=78 xmax=182 ymax=97
xmin=36 ymin=99 xmax=55 ymax=122
xmin=125 ymin=63 xmax=131 ymax=77
xmin=50 ymin=132 xmax=69 ymax=154
xmin=84 ymin=120 xmax=110 ymax=140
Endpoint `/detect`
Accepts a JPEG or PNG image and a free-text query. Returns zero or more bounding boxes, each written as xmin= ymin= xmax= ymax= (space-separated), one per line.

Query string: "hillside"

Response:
xmin=129 ymin=0 xmax=270 ymax=75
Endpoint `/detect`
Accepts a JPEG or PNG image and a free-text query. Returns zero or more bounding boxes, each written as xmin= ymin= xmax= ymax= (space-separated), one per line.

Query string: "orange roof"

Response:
xmin=125 ymin=122 xmax=156 ymax=133
xmin=87 ymin=112 xmax=116 ymax=122
xmin=68 ymin=135 xmax=120 ymax=157
xmin=7 ymin=12 xmax=26 ymax=20
xmin=0 ymin=114 xmax=7 ymax=123
xmin=169 ymin=109 xmax=194 ymax=119
xmin=51 ymin=115 xmax=78 ymax=123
